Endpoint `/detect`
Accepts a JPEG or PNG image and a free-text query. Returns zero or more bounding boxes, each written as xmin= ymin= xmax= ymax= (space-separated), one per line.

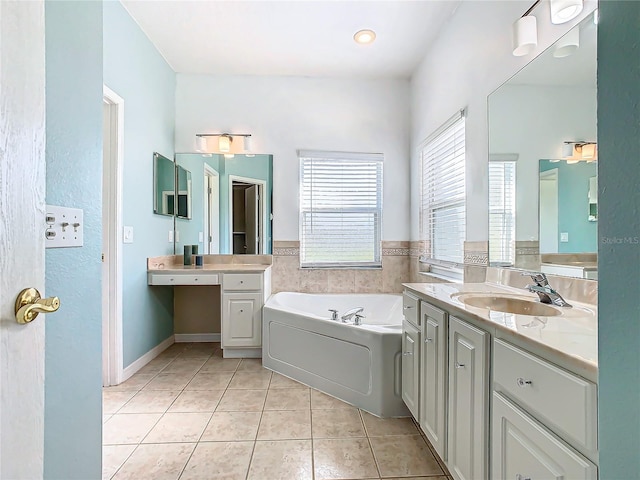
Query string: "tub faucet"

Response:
xmin=524 ymin=272 xmax=572 ymax=308
xmin=353 ymin=313 xmax=365 ymax=326
xmin=341 ymin=307 xmax=364 ymax=323
xmin=328 ymin=309 xmax=339 ymax=321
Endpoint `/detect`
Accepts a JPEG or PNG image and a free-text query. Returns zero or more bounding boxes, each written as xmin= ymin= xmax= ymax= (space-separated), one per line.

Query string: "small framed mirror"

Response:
xmin=153 ymin=152 xmax=176 ymax=216
xmin=176 ymin=164 xmax=192 ymax=219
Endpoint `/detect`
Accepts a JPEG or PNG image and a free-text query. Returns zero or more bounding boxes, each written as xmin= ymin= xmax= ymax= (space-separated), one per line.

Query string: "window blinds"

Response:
xmin=489 ymin=161 xmax=516 ymax=265
xmin=299 ymin=150 xmax=383 ymax=268
xmin=420 ymin=112 xmax=466 ymax=265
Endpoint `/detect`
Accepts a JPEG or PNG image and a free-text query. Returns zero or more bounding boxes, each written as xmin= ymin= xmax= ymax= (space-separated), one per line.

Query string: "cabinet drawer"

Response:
xmin=493 ymin=339 xmax=597 ymax=454
xmin=402 ymin=292 xmax=419 ymax=328
xmin=492 ymin=392 xmax=597 ymax=480
xmin=149 ymin=273 xmax=219 ymax=285
xmin=223 ymin=273 xmax=262 ymax=291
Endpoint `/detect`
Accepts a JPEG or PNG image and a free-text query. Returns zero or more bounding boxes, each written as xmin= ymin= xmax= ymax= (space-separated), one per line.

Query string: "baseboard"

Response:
xmin=222 ymin=347 xmax=262 ymax=359
xmin=121 ymin=336 xmax=175 ymax=382
xmin=174 ymin=333 xmax=221 ymax=343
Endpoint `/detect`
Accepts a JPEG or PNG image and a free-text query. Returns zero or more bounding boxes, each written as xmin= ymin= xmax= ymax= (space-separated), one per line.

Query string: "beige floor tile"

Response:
xmin=264 ymin=388 xmax=311 ymax=410
xmin=313 ymin=438 xmax=379 ymax=480
xmin=103 ymin=414 xmax=162 ymax=445
xmin=180 ymin=344 xmax=217 ymax=358
xmin=312 ymin=408 xmax=366 ymax=438
xmin=311 ymin=390 xmax=354 ymax=410
xmin=257 ymin=410 xmax=311 ymax=440
xmin=142 ymin=412 xmax=211 ymax=443
xmin=199 ymin=356 xmax=241 ymax=372
xmin=104 ymin=415 xmax=112 ymax=424
xmin=269 ymin=373 xmax=308 ymax=389
xmin=111 ymin=443 xmax=195 ymax=480
xmin=106 ymin=374 xmax=156 ymax=391
xmin=180 ymin=441 xmax=254 ymax=480
xmin=237 ymin=358 xmax=264 ymax=371
xmin=185 ymin=372 xmax=233 ymax=390
xmin=216 ymin=389 xmax=267 ymax=411
xmin=119 ymin=390 xmax=180 ymax=414
xmin=137 ymin=358 xmax=173 ymax=375
xmin=102 ymin=444 xmax=136 ymax=480
xmin=161 ymin=358 xmax=207 ymax=374
xmin=361 ymin=412 xmax=419 ymax=436
xmin=103 ymin=391 xmax=137 ymax=414
xmin=228 ymin=370 xmax=273 ymax=389
xmin=168 ymin=390 xmax=223 ymax=413
xmin=369 ymin=435 xmax=444 ymax=478
xmin=200 ymin=411 xmax=262 ymax=441
xmin=247 ymin=440 xmax=313 ymax=480
xmin=385 ymin=477 xmax=448 ymax=480
xmin=143 ymin=373 xmax=192 ymax=391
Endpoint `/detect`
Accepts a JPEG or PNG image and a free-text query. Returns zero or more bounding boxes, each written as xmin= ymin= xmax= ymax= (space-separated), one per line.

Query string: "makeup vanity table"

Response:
xmin=147 ymin=255 xmax=272 ymax=358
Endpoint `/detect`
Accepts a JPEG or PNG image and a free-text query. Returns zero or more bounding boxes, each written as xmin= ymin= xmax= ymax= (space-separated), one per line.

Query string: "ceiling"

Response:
xmin=121 ymin=0 xmax=462 ymax=78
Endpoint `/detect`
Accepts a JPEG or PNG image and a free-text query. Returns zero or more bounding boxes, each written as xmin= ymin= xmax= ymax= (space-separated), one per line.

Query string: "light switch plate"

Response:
xmin=560 ymin=232 xmax=569 ymax=243
xmin=168 ymin=230 xmax=174 ymax=242
xmin=45 ymin=205 xmax=84 ymax=248
xmin=198 ymin=231 xmax=204 ymax=242
xmin=123 ymin=226 xmax=134 ymax=244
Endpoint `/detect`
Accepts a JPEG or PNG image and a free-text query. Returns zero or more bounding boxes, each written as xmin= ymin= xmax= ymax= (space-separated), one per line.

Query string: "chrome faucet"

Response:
xmin=353 ymin=313 xmax=365 ymax=326
xmin=523 ymin=272 xmax=572 ymax=308
xmin=341 ymin=307 xmax=364 ymax=323
xmin=328 ymin=309 xmax=339 ymax=321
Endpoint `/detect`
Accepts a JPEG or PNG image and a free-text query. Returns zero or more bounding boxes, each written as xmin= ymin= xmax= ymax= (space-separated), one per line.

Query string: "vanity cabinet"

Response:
xmin=448 ymin=316 xmax=489 ymax=480
xmin=419 ymin=301 xmax=448 ymax=460
xmin=401 ymin=292 xmax=421 ymax=419
xmin=222 ymin=273 xmax=265 ymax=353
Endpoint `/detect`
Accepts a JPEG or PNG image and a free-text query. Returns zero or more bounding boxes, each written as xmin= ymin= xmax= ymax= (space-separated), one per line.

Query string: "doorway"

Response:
xmin=539 ymin=168 xmax=559 ymax=253
xmin=204 ymin=164 xmax=220 ymax=254
xmin=229 ymin=176 xmax=266 ymax=254
xmin=102 ymin=86 xmax=124 ymax=386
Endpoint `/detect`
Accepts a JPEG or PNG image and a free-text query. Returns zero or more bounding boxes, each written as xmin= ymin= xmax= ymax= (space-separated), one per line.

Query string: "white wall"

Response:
xmin=175 ymin=75 xmax=411 ymax=241
xmin=410 ymin=0 xmax=597 ymax=242
xmin=489 ymin=84 xmax=597 ymax=240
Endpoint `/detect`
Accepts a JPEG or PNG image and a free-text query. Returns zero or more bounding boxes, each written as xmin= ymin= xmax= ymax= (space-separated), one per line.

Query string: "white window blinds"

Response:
xmin=489 ymin=160 xmax=516 ymax=265
xmin=420 ymin=111 xmax=466 ymax=265
xmin=299 ymin=150 xmax=383 ymax=268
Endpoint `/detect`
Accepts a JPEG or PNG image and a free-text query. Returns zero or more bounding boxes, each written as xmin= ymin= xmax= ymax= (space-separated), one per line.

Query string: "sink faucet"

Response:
xmin=341 ymin=307 xmax=364 ymax=323
xmin=523 ymin=272 xmax=572 ymax=308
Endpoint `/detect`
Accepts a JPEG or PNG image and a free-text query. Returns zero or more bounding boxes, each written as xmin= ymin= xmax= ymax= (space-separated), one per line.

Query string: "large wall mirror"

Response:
xmin=488 ymin=12 xmax=597 ymax=279
xmin=174 ymin=153 xmax=273 ymax=255
xmin=153 ymin=152 xmax=176 ymax=216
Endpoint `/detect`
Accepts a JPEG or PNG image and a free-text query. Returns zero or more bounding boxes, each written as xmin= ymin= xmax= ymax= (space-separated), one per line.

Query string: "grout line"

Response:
xmin=360 ymin=409 xmax=383 ymax=480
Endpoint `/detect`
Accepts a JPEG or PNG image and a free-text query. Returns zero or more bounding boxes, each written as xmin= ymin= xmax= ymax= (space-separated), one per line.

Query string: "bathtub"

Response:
xmin=262 ymin=292 xmax=410 ymax=418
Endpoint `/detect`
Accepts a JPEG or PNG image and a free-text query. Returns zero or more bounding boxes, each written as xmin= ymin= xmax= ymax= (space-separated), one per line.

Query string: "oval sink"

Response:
xmin=453 ymin=293 xmax=562 ymax=317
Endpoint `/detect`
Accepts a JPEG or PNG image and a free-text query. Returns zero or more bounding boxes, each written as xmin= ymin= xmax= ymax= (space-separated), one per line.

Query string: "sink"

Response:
xmin=451 ymin=293 xmax=562 ymax=317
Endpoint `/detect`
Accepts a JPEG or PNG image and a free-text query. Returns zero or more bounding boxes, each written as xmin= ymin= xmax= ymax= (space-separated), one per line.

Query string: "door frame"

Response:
xmin=204 ymin=164 xmax=220 ymax=254
xmin=228 ymin=175 xmax=266 ymax=254
xmin=539 ymin=168 xmax=559 ymax=253
xmin=102 ymin=85 xmax=124 ymax=386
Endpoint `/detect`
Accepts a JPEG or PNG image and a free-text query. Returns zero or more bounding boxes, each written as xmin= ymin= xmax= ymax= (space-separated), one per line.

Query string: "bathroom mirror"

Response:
xmin=487 ymin=12 xmax=597 ymax=278
xmin=174 ymin=153 xmax=273 ymax=255
xmin=153 ymin=152 xmax=176 ymax=216
xmin=175 ymin=165 xmax=192 ymax=219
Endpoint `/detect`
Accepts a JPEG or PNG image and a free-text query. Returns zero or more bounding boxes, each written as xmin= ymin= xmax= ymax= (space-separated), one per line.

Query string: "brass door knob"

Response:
xmin=15 ymin=288 xmax=60 ymax=324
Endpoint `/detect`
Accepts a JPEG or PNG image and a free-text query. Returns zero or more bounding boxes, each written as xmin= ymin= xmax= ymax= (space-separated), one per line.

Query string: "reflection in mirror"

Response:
xmin=488 ymin=12 xmax=597 ymax=279
xmin=153 ymin=152 xmax=175 ymax=216
xmin=174 ymin=153 xmax=273 ymax=255
xmin=176 ymin=165 xmax=192 ymax=219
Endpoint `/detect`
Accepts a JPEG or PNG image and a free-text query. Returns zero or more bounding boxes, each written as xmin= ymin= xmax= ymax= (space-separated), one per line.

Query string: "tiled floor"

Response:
xmin=103 ymin=342 xmax=452 ymax=480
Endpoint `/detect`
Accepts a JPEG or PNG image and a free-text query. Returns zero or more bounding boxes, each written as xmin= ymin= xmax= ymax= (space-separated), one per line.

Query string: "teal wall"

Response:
xmin=597 ymin=1 xmax=640 ymax=477
xmin=104 ymin=2 xmax=177 ymax=367
xmin=539 ymin=160 xmax=597 ymax=253
xmin=44 ymin=2 xmax=103 ymax=478
xmin=176 ymin=154 xmax=273 ymax=254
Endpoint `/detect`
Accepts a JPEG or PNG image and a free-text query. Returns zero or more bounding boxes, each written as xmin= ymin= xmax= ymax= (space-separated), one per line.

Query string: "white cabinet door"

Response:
xmin=401 ymin=319 xmax=420 ymax=419
xmin=492 ymin=392 xmax=598 ymax=480
xmin=420 ymin=302 xmax=448 ymax=460
xmin=222 ymin=293 xmax=262 ymax=348
xmin=448 ymin=316 xmax=489 ymax=480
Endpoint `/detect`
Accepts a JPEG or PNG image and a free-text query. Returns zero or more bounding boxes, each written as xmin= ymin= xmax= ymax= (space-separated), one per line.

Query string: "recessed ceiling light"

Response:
xmin=354 ymin=29 xmax=376 ymax=45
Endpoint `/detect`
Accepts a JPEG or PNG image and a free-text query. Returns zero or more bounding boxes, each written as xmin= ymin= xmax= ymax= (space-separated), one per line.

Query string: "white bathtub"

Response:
xmin=262 ymin=292 xmax=410 ymax=418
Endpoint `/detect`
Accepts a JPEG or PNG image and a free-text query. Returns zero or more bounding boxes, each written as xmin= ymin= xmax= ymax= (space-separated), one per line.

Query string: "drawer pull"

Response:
xmin=240 ymin=280 xmax=244 ymax=284
xmin=403 ymin=305 xmax=413 ymax=310
xmin=425 ymin=337 xmax=433 ymax=343
xmin=455 ymin=362 xmax=465 ymax=369
xmin=516 ymin=377 xmax=533 ymax=387
xmin=402 ymin=352 xmax=413 ymax=356
xmin=239 ymin=309 xmax=244 ymax=313
xmin=516 ymin=475 xmax=532 ymax=480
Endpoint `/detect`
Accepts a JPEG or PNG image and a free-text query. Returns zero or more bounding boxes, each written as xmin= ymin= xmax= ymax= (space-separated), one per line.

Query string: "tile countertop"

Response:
xmin=402 ymin=282 xmax=598 ymax=380
xmin=147 ymin=255 xmax=272 ymax=273
xmin=148 ymin=264 xmax=271 ymax=273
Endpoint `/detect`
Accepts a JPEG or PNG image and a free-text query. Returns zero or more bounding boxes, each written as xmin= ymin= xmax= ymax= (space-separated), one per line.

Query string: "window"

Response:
xmin=299 ymin=150 xmax=383 ymax=268
xmin=420 ymin=110 xmax=466 ymax=266
xmin=489 ymin=160 xmax=516 ymax=265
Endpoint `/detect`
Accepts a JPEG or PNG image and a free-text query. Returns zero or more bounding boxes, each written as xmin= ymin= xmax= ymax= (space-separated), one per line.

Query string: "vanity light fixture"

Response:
xmin=553 ymin=26 xmax=580 ymax=58
xmin=550 ymin=0 xmax=583 ymax=25
xmin=354 ymin=29 xmax=376 ymax=45
xmin=512 ymin=1 xmax=540 ymax=57
xmin=195 ymin=133 xmax=253 ymax=156
xmin=562 ymin=141 xmax=597 ymax=163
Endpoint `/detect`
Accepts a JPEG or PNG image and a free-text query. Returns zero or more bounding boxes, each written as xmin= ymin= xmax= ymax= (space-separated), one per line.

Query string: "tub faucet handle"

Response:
xmin=328 ymin=309 xmax=339 ymax=321
xmin=354 ymin=313 xmax=365 ymax=326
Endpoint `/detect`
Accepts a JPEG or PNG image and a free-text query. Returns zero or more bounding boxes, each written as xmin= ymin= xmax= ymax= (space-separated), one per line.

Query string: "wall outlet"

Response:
xmin=123 ymin=226 xmax=134 ymax=244
xmin=44 ymin=205 xmax=84 ymax=248
xmin=560 ymin=232 xmax=569 ymax=243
